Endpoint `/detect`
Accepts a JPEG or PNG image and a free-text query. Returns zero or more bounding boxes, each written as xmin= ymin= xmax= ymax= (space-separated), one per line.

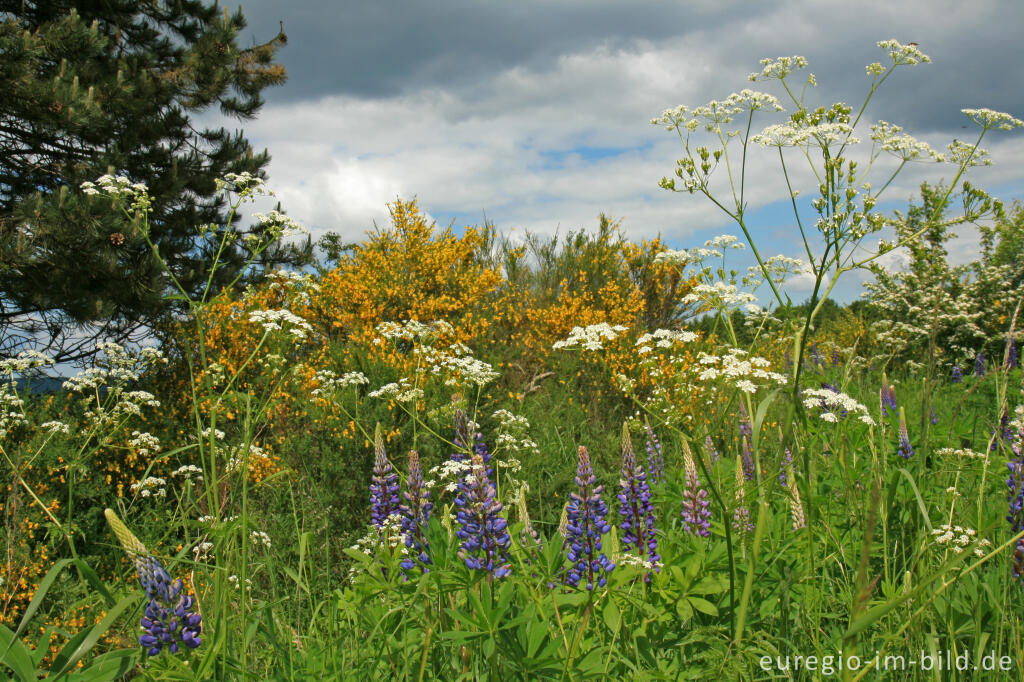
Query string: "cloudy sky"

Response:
xmin=216 ymin=0 xmax=1024 ymax=301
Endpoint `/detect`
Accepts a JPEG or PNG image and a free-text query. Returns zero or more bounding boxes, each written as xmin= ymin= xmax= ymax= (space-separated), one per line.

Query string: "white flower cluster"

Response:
xmin=682 ymin=282 xmax=759 ymax=312
xmin=869 ymin=121 xmax=943 ymax=162
xmin=227 ymin=575 xmax=253 ymax=591
xmin=0 ymin=383 xmax=26 ymax=438
xmin=934 ymin=447 xmax=990 ymax=462
xmin=129 ymin=430 xmax=162 ymax=456
xmin=0 ymin=350 xmax=55 ymax=376
xmin=931 ymin=524 xmax=990 ymax=557
xmin=614 ymin=552 xmax=662 ymax=572
xmin=252 ymin=210 xmax=308 ymax=239
xmin=216 ymin=171 xmax=273 ymax=200
xmin=193 ymin=541 xmax=214 ymax=561
xmin=876 ymin=39 xmax=931 ymax=66
xmin=251 ymin=531 xmax=272 ymax=549
xmin=801 ymin=388 xmax=876 ymax=426
xmin=553 ymin=323 xmax=628 ymax=351
xmin=745 ymin=255 xmax=808 ymax=287
xmin=749 ymin=55 xmax=808 ymax=81
xmin=249 ymin=309 xmax=313 ymax=341
xmin=40 ymin=420 xmax=70 ymax=435
xmin=368 ymin=378 xmax=424 ymax=403
xmin=172 ymin=465 xmax=203 ymax=482
xmin=945 ymin=139 xmax=992 ymax=168
xmin=130 ymin=476 xmax=167 ymax=498
xmin=431 ymin=354 xmax=499 ymax=388
xmin=651 ymin=89 xmax=784 ymax=132
xmin=80 ymin=174 xmax=147 ymax=198
xmin=225 ymin=443 xmax=270 ymax=474
xmin=376 ymin=319 xmax=453 ymax=343
xmin=310 ymin=369 xmax=369 ymax=396
xmin=427 ymin=458 xmax=473 ymax=493
xmin=492 ymin=409 xmax=539 ymax=454
xmin=962 ymin=108 xmax=1024 ymax=131
xmin=80 ymin=175 xmax=152 ymax=216
xmin=693 ymin=348 xmax=786 ymax=393
xmin=751 ymin=122 xmax=859 ymax=148
xmin=635 ymin=329 xmax=699 ymax=355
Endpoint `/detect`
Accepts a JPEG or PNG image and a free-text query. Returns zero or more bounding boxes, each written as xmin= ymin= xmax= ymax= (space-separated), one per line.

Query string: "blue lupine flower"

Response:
xmin=930 ymin=403 xmax=938 ymax=426
xmin=975 ymin=351 xmax=986 ymax=377
xmin=643 ymin=418 xmax=664 ymax=485
xmin=831 ymin=346 xmax=842 ymax=368
xmin=400 ymin=450 xmax=432 ymax=573
xmin=370 ymin=424 xmax=401 ymax=529
xmin=565 ymin=446 xmax=615 ymax=590
xmin=1007 ymin=452 xmax=1024 ymax=534
xmin=617 ymin=425 xmax=659 ymax=569
xmin=454 ymin=453 xmax=511 ymax=578
xmin=880 ymin=376 xmax=897 ymax=418
xmin=704 ymin=434 xmax=719 ymax=464
xmin=951 ymin=364 xmax=963 ymax=383
xmin=104 ymin=509 xmax=202 ymax=656
xmin=897 ymin=408 xmax=913 ymax=459
xmin=681 ymin=446 xmax=711 ymax=537
xmin=1007 ymin=337 xmax=1018 ymax=370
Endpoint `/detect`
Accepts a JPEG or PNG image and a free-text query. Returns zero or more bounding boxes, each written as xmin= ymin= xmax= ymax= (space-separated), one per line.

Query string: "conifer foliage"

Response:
xmin=0 ymin=0 xmax=306 ymax=361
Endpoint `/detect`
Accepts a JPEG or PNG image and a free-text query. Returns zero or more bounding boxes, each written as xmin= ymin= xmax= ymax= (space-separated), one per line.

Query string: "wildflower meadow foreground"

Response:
xmin=3 ymin=40 xmax=1024 ymax=681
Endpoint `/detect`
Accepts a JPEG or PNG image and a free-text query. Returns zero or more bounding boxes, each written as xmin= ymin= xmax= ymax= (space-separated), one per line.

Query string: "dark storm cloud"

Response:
xmin=235 ymin=0 xmax=1023 ymax=138
xmin=235 ymin=0 xmax=757 ymax=100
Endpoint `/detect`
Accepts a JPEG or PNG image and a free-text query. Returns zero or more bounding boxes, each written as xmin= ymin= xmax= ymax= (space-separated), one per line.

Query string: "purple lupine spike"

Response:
xmin=400 ymin=450 xmax=432 ymax=573
xmin=104 ymin=510 xmax=201 ymax=656
xmin=681 ymin=444 xmax=711 ymax=537
xmin=975 ymin=351 xmax=986 ymax=377
xmin=732 ymin=455 xmax=753 ymax=534
xmin=993 ymin=410 xmax=1013 ymax=452
xmin=739 ymin=403 xmax=755 ymax=481
xmin=930 ymin=403 xmax=938 ymax=426
xmin=1008 ymin=337 xmax=1018 ymax=370
xmin=880 ymin=376 xmax=897 ymax=418
xmin=951 ymin=364 xmax=963 ymax=383
xmin=778 ymin=448 xmax=793 ymax=486
xmin=831 ymin=346 xmax=841 ymax=368
xmin=565 ymin=446 xmax=615 ymax=590
xmin=454 ymin=452 xmax=511 ymax=578
xmin=897 ymin=408 xmax=913 ymax=459
xmin=452 ymin=406 xmax=471 ymax=462
xmin=704 ymin=434 xmax=719 ymax=464
xmin=370 ymin=424 xmax=401 ymax=529
xmin=1005 ymin=435 xmax=1024 ymax=584
xmin=1013 ymin=540 xmax=1024 ymax=583
xmin=643 ymin=418 xmax=664 ymax=485
xmin=810 ymin=343 xmax=822 ymax=368
xmin=617 ymin=425 xmax=659 ymax=571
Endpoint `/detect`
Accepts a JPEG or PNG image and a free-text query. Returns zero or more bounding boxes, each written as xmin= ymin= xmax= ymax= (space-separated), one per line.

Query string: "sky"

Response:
xmin=211 ymin=0 xmax=1024 ymax=303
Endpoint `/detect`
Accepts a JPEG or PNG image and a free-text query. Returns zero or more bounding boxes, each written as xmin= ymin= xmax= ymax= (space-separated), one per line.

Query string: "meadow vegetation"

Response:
xmin=2 ymin=39 xmax=1024 ymax=680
